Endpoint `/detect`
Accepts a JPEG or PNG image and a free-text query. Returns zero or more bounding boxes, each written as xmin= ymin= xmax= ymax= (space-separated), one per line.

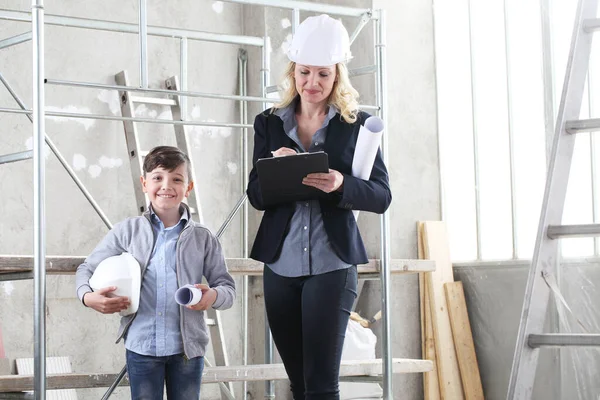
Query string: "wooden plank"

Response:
xmin=418 ymin=222 xmax=441 ymax=400
xmin=0 ymin=256 xmax=435 ymax=276
xmin=422 ymin=221 xmax=464 ymax=400
xmin=16 ymin=357 xmax=77 ymax=400
xmin=0 ymin=358 xmax=433 ymax=392
xmin=444 ymin=282 xmax=484 ymax=400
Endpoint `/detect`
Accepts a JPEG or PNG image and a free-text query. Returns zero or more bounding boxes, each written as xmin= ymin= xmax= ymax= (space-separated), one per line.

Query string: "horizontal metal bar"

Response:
xmin=349 ymin=65 xmax=377 ymax=77
xmin=0 ymin=107 xmax=253 ymax=129
xmin=0 ymin=255 xmax=435 ymax=276
xmin=0 ymin=9 xmax=264 ymax=46
xmin=0 ymin=150 xmax=32 ymax=164
xmin=129 ymin=95 xmax=177 ymax=106
xmin=358 ymin=104 xmax=380 ymax=111
xmin=0 ymin=31 xmax=31 ymax=50
xmin=45 ymin=78 xmax=275 ymax=103
xmin=528 ymin=334 xmax=600 ymax=348
xmin=547 ymin=224 xmax=600 ymax=239
xmin=583 ymin=18 xmax=600 ymax=32
xmin=220 ymin=0 xmax=373 ymax=18
xmin=339 ymin=375 xmax=383 ymax=383
xmin=565 ymin=118 xmax=600 ymax=133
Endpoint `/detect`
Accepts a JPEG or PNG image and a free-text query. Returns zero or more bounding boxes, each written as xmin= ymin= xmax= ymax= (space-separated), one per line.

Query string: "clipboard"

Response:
xmin=256 ymin=151 xmax=329 ymax=206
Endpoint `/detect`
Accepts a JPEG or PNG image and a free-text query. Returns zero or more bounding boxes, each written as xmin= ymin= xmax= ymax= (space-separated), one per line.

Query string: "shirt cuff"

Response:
xmin=77 ymin=284 xmax=93 ymax=305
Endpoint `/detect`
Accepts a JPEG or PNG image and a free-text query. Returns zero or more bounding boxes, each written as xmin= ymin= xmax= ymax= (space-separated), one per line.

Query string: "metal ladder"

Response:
xmin=112 ymin=70 xmax=234 ymax=400
xmin=507 ymin=0 xmax=600 ymax=398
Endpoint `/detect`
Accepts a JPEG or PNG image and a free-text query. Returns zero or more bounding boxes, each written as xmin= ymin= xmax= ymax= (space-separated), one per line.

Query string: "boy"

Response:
xmin=76 ymin=145 xmax=236 ymax=400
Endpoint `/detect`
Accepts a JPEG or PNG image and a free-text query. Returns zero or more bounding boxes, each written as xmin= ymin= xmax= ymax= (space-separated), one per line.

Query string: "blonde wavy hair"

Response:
xmin=274 ymin=62 xmax=359 ymax=124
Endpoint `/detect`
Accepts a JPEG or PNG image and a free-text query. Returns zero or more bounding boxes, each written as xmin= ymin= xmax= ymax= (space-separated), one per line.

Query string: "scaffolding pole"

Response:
xmin=0 ymin=9 xmax=264 ymax=46
xmin=221 ymin=0 xmax=371 ymax=18
xmin=238 ymin=48 xmax=250 ymax=400
xmin=31 ymin=0 xmax=46 ymax=398
xmin=375 ymin=9 xmax=393 ymax=400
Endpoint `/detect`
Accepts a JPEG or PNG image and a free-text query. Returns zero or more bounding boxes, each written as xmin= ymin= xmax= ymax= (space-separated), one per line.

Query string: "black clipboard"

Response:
xmin=256 ymin=151 xmax=329 ymax=206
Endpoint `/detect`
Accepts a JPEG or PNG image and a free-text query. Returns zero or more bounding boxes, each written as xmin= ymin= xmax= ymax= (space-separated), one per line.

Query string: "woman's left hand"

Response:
xmin=187 ymin=284 xmax=217 ymax=311
xmin=303 ymin=169 xmax=344 ymax=193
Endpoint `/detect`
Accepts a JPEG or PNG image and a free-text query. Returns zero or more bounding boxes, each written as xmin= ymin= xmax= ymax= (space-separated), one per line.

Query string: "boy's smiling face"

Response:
xmin=140 ymin=163 xmax=193 ymax=215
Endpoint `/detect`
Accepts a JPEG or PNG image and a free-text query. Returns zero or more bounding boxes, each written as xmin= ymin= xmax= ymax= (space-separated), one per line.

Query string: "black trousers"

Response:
xmin=263 ymin=265 xmax=358 ymax=400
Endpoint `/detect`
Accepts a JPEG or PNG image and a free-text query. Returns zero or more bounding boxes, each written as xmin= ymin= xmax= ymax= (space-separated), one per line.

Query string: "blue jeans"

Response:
xmin=126 ymin=350 xmax=204 ymax=400
xmin=263 ymin=265 xmax=358 ymax=400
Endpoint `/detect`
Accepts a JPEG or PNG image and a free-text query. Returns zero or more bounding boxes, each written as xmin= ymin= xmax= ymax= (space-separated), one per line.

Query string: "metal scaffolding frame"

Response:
xmin=0 ymin=1 xmax=394 ymax=399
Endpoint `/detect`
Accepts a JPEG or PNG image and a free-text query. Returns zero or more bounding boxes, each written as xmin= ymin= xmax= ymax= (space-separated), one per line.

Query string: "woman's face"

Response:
xmin=294 ymin=64 xmax=337 ymax=105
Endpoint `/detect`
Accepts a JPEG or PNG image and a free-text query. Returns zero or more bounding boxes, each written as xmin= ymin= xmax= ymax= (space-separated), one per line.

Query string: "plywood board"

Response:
xmin=445 ymin=281 xmax=484 ymax=400
xmin=418 ymin=222 xmax=441 ymax=400
xmin=422 ymin=221 xmax=464 ymax=400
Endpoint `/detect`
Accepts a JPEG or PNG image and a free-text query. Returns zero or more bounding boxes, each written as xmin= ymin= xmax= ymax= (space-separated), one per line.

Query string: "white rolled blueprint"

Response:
xmin=351 ymin=116 xmax=384 ymax=219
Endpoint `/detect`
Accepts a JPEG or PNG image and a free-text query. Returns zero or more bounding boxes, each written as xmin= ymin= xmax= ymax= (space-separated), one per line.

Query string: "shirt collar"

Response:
xmin=149 ymin=204 xmax=189 ymax=229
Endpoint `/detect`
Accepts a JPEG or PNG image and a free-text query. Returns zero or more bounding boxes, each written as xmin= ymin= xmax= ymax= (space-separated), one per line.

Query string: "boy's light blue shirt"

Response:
xmin=124 ymin=208 xmax=188 ymax=357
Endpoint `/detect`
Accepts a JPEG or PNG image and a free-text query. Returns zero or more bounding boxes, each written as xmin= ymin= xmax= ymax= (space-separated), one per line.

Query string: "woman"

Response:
xmin=247 ymin=14 xmax=392 ymax=400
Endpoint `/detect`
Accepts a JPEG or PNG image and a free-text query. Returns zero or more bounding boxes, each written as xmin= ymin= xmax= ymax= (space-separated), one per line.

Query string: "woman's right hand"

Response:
xmin=83 ymin=286 xmax=130 ymax=314
xmin=271 ymin=147 xmax=296 ymax=157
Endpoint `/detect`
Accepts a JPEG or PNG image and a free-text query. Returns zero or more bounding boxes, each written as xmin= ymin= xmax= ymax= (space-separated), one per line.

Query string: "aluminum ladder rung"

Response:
xmin=565 ymin=118 xmax=600 ymax=133
xmin=547 ymin=223 xmax=600 ymax=238
xmin=129 ymin=95 xmax=177 ymax=107
xmin=583 ymin=17 xmax=600 ymax=31
xmin=528 ymin=333 xmax=600 ymax=348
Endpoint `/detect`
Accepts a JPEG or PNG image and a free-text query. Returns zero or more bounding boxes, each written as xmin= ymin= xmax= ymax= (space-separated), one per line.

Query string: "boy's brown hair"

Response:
xmin=143 ymin=146 xmax=192 ymax=180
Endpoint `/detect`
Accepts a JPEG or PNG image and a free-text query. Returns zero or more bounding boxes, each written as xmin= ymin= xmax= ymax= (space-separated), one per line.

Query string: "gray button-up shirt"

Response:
xmin=267 ymin=102 xmax=352 ymax=277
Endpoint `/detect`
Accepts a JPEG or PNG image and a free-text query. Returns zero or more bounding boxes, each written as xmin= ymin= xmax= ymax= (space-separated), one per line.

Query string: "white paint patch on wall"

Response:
xmin=46 ymin=105 xmax=95 ymax=130
xmin=72 ymin=153 xmax=87 ymax=171
xmin=2 ymin=282 xmax=14 ymax=296
xmin=99 ymin=156 xmax=123 ymax=169
xmin=227 ymin=162 xmax=237 ymax=175
xmin=25 ymin=137 xmax=50 ymax=159
xmin=158 ymin=110 xmax=172 ymax=120
xmin=97 ymin=90 xmax=121 ymax=115
xmin=135 ymin=104 xmax=158 ymax=119
xmin=281 ymin=18 xmax=291 ymax=29
xmin=281 ymin=34 xmax=293 ymax=54
xmin=191 ymin=105 xmax=201 ymax=120
xmin=212 ymin=1 xmax=224 ymax=13
xmin=88 ymin=165 xmax=102 ymax=178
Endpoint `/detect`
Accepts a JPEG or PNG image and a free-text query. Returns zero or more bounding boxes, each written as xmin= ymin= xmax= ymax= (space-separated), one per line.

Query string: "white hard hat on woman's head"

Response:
xmin=287 ymin=14 xmax=352 ymax=66
xmin=88 ymin=252 xmax=141 ymax=317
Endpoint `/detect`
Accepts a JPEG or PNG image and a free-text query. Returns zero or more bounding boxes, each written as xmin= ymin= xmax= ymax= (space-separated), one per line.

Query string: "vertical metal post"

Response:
xmin=292 ymin=8 xmax=300 ymax=34
xmin=261 ymin=35 xmax=275 ymax=400
xmin=238 ymin=48 xmax=249 ymax=400
xmin=503 ymin=0 xmax=519 ymax=259
xmin=467 ymin=0 xmax=482 ymax=260
xmin=375 ymin=10 xmax=393 ymax=400
xmin=180 ymin=38 xmax=188 ymax=120
xmin=32 ymin=0 xmax=46 ymax=398
xmin=139 ymin=0 xmax=148 ymax=88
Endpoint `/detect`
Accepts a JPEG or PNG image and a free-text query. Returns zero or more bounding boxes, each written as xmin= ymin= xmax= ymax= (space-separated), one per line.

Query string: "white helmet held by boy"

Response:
xmin=89 ymin=252 xmax=141 ymax=316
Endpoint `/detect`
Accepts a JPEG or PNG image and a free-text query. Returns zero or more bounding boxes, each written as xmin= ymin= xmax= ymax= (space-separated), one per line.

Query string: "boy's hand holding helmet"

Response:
xmin=84 ymin=287 xmax=130 ymax=314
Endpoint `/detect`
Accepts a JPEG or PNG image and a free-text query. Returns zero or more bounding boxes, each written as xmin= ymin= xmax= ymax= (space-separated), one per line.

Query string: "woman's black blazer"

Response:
xmin=246 ymin=108 xmax=392 ymax=265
